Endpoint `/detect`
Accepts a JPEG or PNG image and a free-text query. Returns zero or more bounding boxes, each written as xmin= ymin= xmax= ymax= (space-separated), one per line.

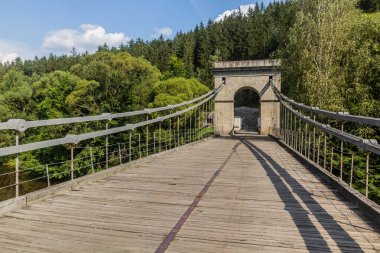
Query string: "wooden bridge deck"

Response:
xmin=0 ymin=136 xmax=379 ymax=252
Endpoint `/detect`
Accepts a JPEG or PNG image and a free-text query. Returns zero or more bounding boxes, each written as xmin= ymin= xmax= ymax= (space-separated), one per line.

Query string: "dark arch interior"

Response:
xmin=234 ymin=89 xmax=260 ymax=108
xmin=234 ymin=88 xmax=260 ymax=132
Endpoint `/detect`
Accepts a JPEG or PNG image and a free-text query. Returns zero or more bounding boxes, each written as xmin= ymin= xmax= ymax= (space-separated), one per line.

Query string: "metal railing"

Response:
xmin=270 ymin=81 xmax=380 ymax=202
xmin=0 ymin=84 xmax=223 ymax=200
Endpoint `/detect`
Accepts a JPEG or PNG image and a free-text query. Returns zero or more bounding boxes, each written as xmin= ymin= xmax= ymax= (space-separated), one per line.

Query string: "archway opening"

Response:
xmin=234 ymin=88 xmax=260 ymax=133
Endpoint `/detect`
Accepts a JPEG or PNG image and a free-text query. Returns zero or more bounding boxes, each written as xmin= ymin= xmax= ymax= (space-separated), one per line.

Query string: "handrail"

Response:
xmin=0 ymin=87 xmax=219 ymax=132
xmin=270 ymin=81 xmax=380 ymax=127
xmin=0 ymin=84 xmax=224 ymax=157
xmin=270 ymin=82 xmax=380 ymax=155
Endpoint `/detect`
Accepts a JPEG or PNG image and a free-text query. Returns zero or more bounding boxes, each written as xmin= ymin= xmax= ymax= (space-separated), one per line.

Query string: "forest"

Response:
xmin=0 ymin=0 xmax=379 ymax=200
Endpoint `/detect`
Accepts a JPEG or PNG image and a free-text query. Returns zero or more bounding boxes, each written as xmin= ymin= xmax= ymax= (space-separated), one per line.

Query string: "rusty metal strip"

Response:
xmin=155 ymin=143 xmax=239 ymax=253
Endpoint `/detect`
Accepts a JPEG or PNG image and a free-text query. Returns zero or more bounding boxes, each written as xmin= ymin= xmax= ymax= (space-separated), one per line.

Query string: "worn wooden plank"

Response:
xmin=0 ymin=136 xmax=378 ymax=252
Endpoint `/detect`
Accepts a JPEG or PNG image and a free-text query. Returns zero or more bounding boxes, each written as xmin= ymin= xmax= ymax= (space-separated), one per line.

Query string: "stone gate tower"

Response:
xmin=212 ymin=60 xmax=281 ymax=135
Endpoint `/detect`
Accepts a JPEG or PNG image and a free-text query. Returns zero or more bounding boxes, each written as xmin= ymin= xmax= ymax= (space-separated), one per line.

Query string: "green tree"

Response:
xmin=0 ymin=70 xmax=33 ymax=119
xmin=163 ymin=56 xmax=186 ymax=79
xmin=358 ymin=0 xmax=380 ymax=12
xmin=281 ymin=0 xmax=356 ymax=110
xmin=150 ymin=77 xmax=209 ymax=108
xmin=70 ymin=51 xmax=162 ymax=112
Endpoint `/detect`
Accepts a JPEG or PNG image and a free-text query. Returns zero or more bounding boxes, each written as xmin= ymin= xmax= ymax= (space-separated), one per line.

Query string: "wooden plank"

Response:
xmin=0 ymin=136 xmax=377 ymax=252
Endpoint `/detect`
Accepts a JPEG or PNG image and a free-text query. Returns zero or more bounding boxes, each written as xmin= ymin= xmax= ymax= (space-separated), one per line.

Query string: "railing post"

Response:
xmin=146 ymin=115 xmax=149 ymax=157
xmin=106 ymin=122 xmax=109 ymax=169
xmin=213 ymin=102 xmax=217 ymax=137
xmin=15 ymin=132 xmax=19 ymax=197
xmin=307 ymin=124 xmax=311 ymax=159
xmin=284 ymin=106 xmax=287 ymax=143
xmin=281 ymin=103 xmax=284 ymax=137
xmin=350 ymin=153 xmax=354 ymax=188
xmin=159 ymin=122 xmax=162 ymax=152
xmin=365 ymin=153 xmax=370 ymax=198
xmin=195 ymin=107 xmax=198 ymax=141
xmin=184 ymin=112 xmax=187 ymax=144
xmin=317 ymin=134 xmax=321 ymax=166
xmin=153 ymin=131 xmax=156 ymax=154
xmin=292 ymin=113 xmax=295 ymax=148
xmin=313 ymin=116 xmax=316 ymax=162
xmin=46 ymin=164 xmax=50 ymax=187
xmin=200 ymin=104 xmax=202 ymax=139
xmin=300 ymin=120 xmax=304 ymax=154
xmin=190 ymin=110 xmax=192 ymax=142
xmin=89 ymin=147 xmax=95 ymax=173
xmin=177 ymin=116 xmax=180 ymax=147
xmin=70 ymin=146 xmax=74 ymax=181
xmin=330 ymin=147 xmax=334 ymax=174
xmin=323 ymin=134 xmax=327 ymax=170
xmin=297 ymin=117 xmax=300 ymax=152
xmin=304 ymin=122 xmax=307 ymax=156
xmin=340 ymin=124 xmax=344 ymax=180
xmin=118 ymin=143 xmax=122 ymax=165
xmin=138 ymin=133 xmax=141 ymax=159
xmin=169 ymin=117 xmax=172 ymax=149
xmin=129 ymin=131 xmax=132 ymax=162
xmin=165 ymin=130 xmax=168 ymax=150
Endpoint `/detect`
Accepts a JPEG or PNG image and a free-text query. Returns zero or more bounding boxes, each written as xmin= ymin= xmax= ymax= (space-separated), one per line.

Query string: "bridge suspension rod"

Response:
xmin=270 ymin=81 xmax=380 ymax=127
xmin=270 ymin=83 xmax=380 ymax=156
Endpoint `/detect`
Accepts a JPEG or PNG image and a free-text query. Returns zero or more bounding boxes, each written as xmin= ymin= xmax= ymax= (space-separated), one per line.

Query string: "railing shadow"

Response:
xmin=239 ymin=136 xmax=364 ymax=253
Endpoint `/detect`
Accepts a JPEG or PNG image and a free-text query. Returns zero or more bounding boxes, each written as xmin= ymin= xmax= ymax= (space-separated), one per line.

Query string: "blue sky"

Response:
xmin=0 ymin=0 xmax=273 ymax=62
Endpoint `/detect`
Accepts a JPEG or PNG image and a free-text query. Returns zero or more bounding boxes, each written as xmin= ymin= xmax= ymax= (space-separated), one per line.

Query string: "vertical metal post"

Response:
xmin=146 ymin=115 xmax=149 ymax=157
xmin=190 ymin=110 xmax=192 ymax=142
xmin=313 ymin=116 xmax=316 ymax=162
xmin=292 ymin=113 xmax=295 ymax=148
xmin=159 ymin=122 xmax=162 ymax=152
xmin=118 ymin=143 xmax=122 ymax=165
xmin=287 ymin=107 xmax=291 ymax=144
xmin=70 ymin=146 xmax=74 ymax=180
xmin=294 ymin=115 xmax=298 ymax=151
xmin=129 ymin=131 xmax=132 ymax=162
xmin=284 ymin=106 xmax=287 ymax=143
xmin=290 ymin=111 xmax=293 ymax=148
xmin=195 ymin=107 xmax=198 ymax=141
xmin=287 ymin=107 xmax=290 ymax=144
xmin=15 ymin=133 xmax=19 ymax=197
xmin=323 ymin=134 xmax=327 ymax=170
xmin=165 ymin=130 xmax=168 ymax=150
xmin=304 ymin=123 xmax=307 ymax=156
xmin=365 ymin=153 xmax=369 ymax=198
xmin=199 ymin=104 xmax=202 ymax=139
xmin=350 ymin=153 xmax=354 ymax=188
xmin=138 ymin=133 xmax=141 ymax=159
xmin=307 ymin=124 xmax=311 ymax=159
xmin=280 ymin=103 xmax=283 ymax=137
xmin=153 ymin=131 xmax=156 ymax=153
xmin=177 ymin=116 xmax=180 ymax=147
xmin=213 ymin=101 xmax=217 ymax=137
xmin=340 ymin=124 xmax=344 ymax=180
xmin=46 ymin=164 xmax=50 ymax=187
xmin=317 ymin=135 xmax=321 ymax=166
xmin=89 ymin=147 xmax=95 ymax=174
xmin=184 ymin=112 xmax=187 ymax=144
xmin=301 ymin=131 xmax=304 ymax=155
xmin=169 ymin=117 xmax=172 ymax=149
xmin=330 ymin=147 xmax=334 ymax=174
xmin=106 ymin=122 xmax=109 ymax=169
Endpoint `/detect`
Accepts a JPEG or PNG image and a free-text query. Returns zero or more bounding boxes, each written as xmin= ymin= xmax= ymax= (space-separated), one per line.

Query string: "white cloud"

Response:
xmin=151 ymin=27 xmax=173 ymax=39
xmin=43 ymin=24 xmax=130 ymax=54
xmin=0 ymin=40 xmax=34 ymax=64
xmin=215 ymin=4 xmax=255 ymax=22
